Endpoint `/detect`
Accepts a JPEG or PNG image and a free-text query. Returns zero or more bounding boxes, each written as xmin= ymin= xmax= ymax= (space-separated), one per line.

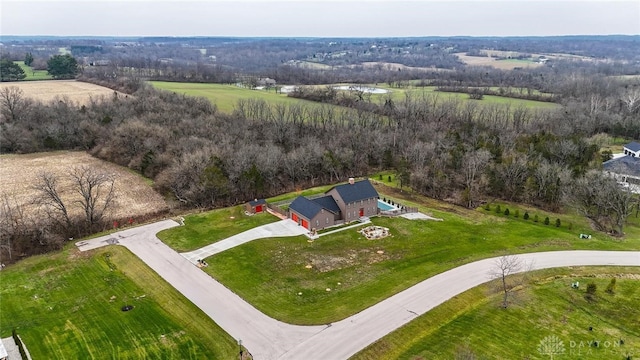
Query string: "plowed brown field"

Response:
xmin=0 ymin=80 xmax=118 ymax=104
xmin=0 ymin=151 xmax=168 ymax=221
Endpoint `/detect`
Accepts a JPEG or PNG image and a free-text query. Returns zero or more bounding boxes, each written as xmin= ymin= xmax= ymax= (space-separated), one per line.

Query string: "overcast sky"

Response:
xmin=2 ymin=1 xmax=639 ymax=37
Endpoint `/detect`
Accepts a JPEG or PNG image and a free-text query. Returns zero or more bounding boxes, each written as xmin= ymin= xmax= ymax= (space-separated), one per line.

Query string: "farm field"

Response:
xmin=371 ymin=85 xmax=560 ymax=109
xmin=455 ymin=52 xmax=543 ymax=70
xmin=0 ymin=151 xmax=167 ymax=222
xmin=150 ymin=81 xmax=559 ymax=114
xmin=185 ymin=185 xmax=640 ymax=325
xmin=0 ymin=245 xmax=237 ymax=359
xmin=354 ymin=266 xmax=640 ymax=359
xmin=13 ymin=61 xmax=53 ymax=80
xmin=149 ymin=81 xmax=322 ymax=113
xmin=0 ymin=80 xmax=118 ymax=105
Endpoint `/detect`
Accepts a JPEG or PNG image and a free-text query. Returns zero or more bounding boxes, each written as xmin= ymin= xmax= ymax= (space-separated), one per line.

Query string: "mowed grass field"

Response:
xmin=0 ymin=245 xmax=237 ymax=359
xmin=376 ymin=85 xmax=559 ymax=109
xmin=0 ymin=151 xmax=167 ymax=222
xmin=354 ymin=266 xmax=640 ymax=359
xmin=151 ymin=81 xmax=559 ymax=113
xmin=0 ymin=80 xmax=119 ymax=105
xmin=13 ymin=61 xmax=53 ymax=80
xmin=149 ymin=81 xmax=321 ymax=113
xmin=182 ymin=185 xmax=640 ymax=325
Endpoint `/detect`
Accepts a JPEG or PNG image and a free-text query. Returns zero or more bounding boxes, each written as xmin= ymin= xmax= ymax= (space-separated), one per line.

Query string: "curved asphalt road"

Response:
xmin=78 ymin=221 xmax=640 ymax=360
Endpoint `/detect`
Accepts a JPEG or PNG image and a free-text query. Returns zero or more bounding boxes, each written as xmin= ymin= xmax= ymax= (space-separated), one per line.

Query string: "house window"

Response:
xmin=347 ymin=213 xmax=350 ymax=219
xmin=326 ymin=218 xmax=329 ymax=224
xmin=316 ymin=220 xmax=319 ymax=227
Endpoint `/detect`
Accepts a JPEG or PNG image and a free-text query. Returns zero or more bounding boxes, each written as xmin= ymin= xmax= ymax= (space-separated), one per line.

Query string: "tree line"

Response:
xmin=2 ymin=74 xmax=637 ymax=226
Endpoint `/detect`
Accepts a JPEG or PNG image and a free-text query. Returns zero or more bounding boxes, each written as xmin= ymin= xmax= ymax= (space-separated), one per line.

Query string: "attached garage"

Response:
xmin=288 ymin=196 xmax=339 ymax=231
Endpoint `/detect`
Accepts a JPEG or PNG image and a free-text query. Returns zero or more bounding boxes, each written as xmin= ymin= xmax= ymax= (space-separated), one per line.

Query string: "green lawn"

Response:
xmin=0 ymin=246 xmax=236 ymax=359
xmin=266 ymin=184 xmax=336 ymax=204
xmin=14 ymin=61 xmax=53 ymax=80
xmin=149 ymin=81 xmax=323 ymax=113
xmin=157 ymin=205 xmax=279 ymax=252
xmin=354 ymin=266 xmax=640 ymax=359
xmin=149 ymin=81 xmax=559 ymax=115
xmin=202 ymin=187 xmax=640 ymax=325
xmin=369 ymin=85 xmax=559 ymax=110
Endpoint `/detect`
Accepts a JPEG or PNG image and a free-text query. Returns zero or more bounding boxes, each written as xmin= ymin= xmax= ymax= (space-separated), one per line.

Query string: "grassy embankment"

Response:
xmin=13 ymin=61 xmax=53 ymax=81
xmin=354 ymin=266 xmax=640 ymax=359
xmin=0 ymin=246 xmax=236 ymax=359
xmin=154 ymin=181 xmax=640 ymax=325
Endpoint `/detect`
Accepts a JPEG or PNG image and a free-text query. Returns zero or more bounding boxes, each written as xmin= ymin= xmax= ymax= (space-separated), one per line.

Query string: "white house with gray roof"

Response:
xmin=623 ymin=141 xmax=640 ymax=157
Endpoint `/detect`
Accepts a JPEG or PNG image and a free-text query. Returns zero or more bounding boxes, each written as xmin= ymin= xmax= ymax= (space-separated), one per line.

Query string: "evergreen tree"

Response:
xmin=0 ymin=58 xmax=26 ymax=81
xmin=24 ymin=52 xmax=34 ymax=66
xmin=47 ymin=54 xmax=79 ymax=79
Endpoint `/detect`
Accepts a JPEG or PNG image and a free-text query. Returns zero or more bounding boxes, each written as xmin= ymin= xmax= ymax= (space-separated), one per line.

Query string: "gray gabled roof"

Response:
xmin=312 ymin=195 xmax=340 ymax=214
xmin=289 ymin=196 xmax=323 ymax=220
xmin=603 ymin=155 xmax=640 ymax=177
xmin=329 ymin=179 xmax=379 ymax=203
xmin=625 ymin=141 xmax=640 ymax=152
xmin=248 ymin=198 xmax=267 ymax=206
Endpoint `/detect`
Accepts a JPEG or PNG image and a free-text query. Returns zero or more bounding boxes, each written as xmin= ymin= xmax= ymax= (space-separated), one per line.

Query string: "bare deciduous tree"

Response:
xmin=32 ymin=171 xmax=73 ymax=231
xmin=489 ymin=255 xmax=523 ymax=308
xmin=462 ymin=149 xmax=491 ymax=208
xmin=0 ymin=195 xmax=24 ymax=262
xmin=0 ymin=86 xmax=31 ymax=123
xmin=570 ymin=171 xmax=633 ymax=235
xmin=33 ymin=167 xmax=117 ymax=234
xmin=70 ymin=166 xmax=116 ymax=231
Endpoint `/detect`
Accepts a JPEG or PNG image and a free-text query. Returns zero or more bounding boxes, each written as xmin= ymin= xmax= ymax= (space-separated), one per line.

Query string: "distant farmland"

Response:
xmin=151 ymin=81 xmax=559 ymax=113
xmin=149 ymin=81 xmax=320 ymax=113
xmin=455 ymin=53 xmax=543 ymax=70
xmin=0 ymin=80 xmax=118 ymax=105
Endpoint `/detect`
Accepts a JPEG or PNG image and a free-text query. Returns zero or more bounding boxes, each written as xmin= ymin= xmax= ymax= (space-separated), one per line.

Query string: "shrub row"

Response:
xmin=484 ymin=204 xmax=569 ymax=228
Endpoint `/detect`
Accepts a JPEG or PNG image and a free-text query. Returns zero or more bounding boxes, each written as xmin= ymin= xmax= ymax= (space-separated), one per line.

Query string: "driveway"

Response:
xmin=78 ymin=222 xmax=640 ymax=359
xmin=181 ymin=219 xmax=308 ymax=264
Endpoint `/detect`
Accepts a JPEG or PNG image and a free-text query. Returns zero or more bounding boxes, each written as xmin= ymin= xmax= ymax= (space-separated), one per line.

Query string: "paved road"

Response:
xmin=78 ymin=222 xmax=640 ymax=359
xmin=75 ymin=220 xmax=180 ymax=251
xmin=181 ymin=219 xmax=308 ymax=264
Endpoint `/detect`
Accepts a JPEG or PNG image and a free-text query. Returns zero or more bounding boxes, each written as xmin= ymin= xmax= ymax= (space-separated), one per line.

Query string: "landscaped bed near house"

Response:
xmin=202 ymin=192 xmax=640 ymax=324
xmin=354 ymin=266 xmax=640 ymax=359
